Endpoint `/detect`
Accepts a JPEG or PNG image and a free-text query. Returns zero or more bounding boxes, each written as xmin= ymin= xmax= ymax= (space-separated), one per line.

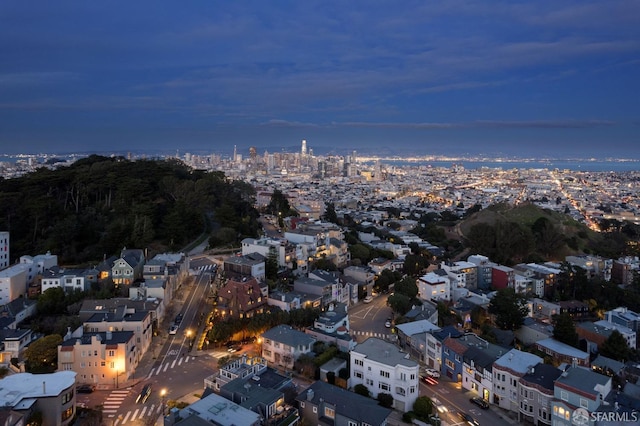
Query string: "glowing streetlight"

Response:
xmin=160 ymin=388 xmax=167 ymax=416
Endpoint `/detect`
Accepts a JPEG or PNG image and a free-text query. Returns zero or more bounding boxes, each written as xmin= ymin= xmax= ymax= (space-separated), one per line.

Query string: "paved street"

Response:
xmin=349 ymin=292 xmax=396 ymax=343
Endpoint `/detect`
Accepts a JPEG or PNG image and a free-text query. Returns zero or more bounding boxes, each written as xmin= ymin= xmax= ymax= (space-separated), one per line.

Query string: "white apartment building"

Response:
xmin=594 ymin=320 xmax=636 ymax=349
xmin=350 ymin=337 xmax=419 ymax=413
xmin=417 ymin=270 xmax=451 ymax=302
xmin=19 ymin=252 xmax=58 ymax=285
xmin=0 ymin=265 xmax=27 ymax=304
xmin=440 ymin=260 xmax=477 ymax=289
xmin=0 ymin=232 xmax=8 ymax=270
xmin=493 ymin=349 xmax=543 ymax=412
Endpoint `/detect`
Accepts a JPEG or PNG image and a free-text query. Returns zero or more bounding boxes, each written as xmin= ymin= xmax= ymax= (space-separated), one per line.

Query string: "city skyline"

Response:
xmin=1 ymin=1 xmax=639 ymax=159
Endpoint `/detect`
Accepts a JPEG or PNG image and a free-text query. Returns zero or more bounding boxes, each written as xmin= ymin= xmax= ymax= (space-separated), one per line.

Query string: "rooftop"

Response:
xmin=520 ymin=363 xmax=562 ymax=391
xmin=352 ymin=337 xmax=418 ymax=368
xmin=494 ymin=349 xmax=543 ymax=374
xmin=0 ymin=371 xmax=76 ymax=407
xmin=262 ymin=325 xmax=315 ymax=348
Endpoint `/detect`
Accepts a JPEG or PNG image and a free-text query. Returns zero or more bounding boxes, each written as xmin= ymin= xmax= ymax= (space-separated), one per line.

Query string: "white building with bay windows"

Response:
xmin=350 ymin=337 xmax=419 ymax=412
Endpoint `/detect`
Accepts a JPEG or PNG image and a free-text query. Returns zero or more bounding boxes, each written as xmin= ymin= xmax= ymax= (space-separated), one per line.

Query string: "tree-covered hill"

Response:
xmin=0 ymin=155 xmax=260 ymax=264
xmin=460 ymin=202 xmax=632 ymax=264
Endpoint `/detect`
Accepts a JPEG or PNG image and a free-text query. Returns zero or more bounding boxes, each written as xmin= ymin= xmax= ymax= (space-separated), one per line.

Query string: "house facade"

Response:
xmin=492 ymin=349 xmax=543 ymax=411
xmin=350 ymin=337 xmax=420 ymax=412
xmin=517 ymin=363 xmax=562 ymax=426
xmin=58 ymin=330 xmax=137 ymax=387
xmin=261 ymin=325 xmax=315 ymax=369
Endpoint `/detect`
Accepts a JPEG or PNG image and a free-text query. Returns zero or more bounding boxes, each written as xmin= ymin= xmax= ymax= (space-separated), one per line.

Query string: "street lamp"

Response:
xmin=160 ymin=388 xmax=167 ymax=416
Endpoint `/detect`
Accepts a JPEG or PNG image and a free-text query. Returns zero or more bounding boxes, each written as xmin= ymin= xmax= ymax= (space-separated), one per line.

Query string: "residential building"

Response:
xmin=517 ymin=363 xmax=562 ymax=425
xmin=78 ymin=298 xmax=164 ymax=328
xmin=261 ymin=325 xmax=315 ymax=369
xmin=58 ymin=330 xmax=137 ymax=387
xmin=0 ymin=328 xmax=33 ymax=365
xmin=492 ymin=265 xmax=515 ymax=291
xmin=417 ymin=270 xmax=451 ymax=302
xmin=19 ymin=251 xmax=58 ymax=285
xmin=343 ymin=266 xmax=375 ymax=296
xmin=467 ymin=254 xmax=495 ymax=290
xmin=216 ymin=277 xmax=267 ymax=319
xmin=558 ymin=300 xmax=590 ymax=320
xmin=242 ymin=236 xmax=297 ymax=269
xmin=305 ymin=303 xmax=356 ymax=352
xmin=350 ymin=337 xmax=420 ymax=412
xmin=395 ymin=320 xmax=440 ymax=363
xmin=41 ymin=267 xmax=98 ymax=293
xmin=461 ymin=342 xmax=505 ymax=403
xmin=296 ymin=381 xmax=392 ymax=426
xmin=219 ymin=363 xmax=299 ymax=426
xmin=611 ymin=259 xmax=635 ymax=286
xmin=267 ymin=290 xmax=321 ymax=311
xmin=577 ymin=320 xmax=636 ymax=352
xmin=0 ymin=371 xmax=77 ymax=426
xmin=0 ymin=231 xmax=8 ymax=270
xmin=493 ymin=349 xmax=543 ymax=411
xmin=83 ymin=310 xmax=153 ymax=362
xmin=0 ymin=297 xmax=37 ymax=329
xmin=204 ymin=355 xmax=267 ymax=393
xmin=223 ymin=253 xmax=266 ymax=281
xmin=441 ymin=260 xmax=478 ymax=289
xmin=111 ymin=248 xmax=145 ymax=286
xmin=164 ymin=392 xmax=261 ymax=426
xmin=534 ymin=338 xmax=590 ymax=367
xmin=529 ymin=298 xmax=561 ymax=323
xmin=0 ymin=265 xmax=27 ymax=304
xmin=294 ymin=274 xmax=346 ymax=308
xmin=550 ymin=366 xmax=611 ymax=426
xmin=606 ymin=307 xmax=640 ymax=336
xmin=515 ymin=317 xmax=554 ymax=346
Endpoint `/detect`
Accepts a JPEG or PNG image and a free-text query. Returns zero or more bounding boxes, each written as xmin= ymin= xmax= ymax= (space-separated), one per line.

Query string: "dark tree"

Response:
xmin=552 ymin=313 xmax=579 ymax=348
xmin=323 ymin=202 xmax=338 ymax=224
xmin=394 ymin=276 xmax=418 ymax=299
xmin=354 ymin=384 xmax=370 ymax=397
xmin=600 ymin=330 xmax=633 ymax=362
xmin=377 ymin=393 xmax=394 ymax=408
xmin=387 ymin=293 xmax=413 ymax=316
xmin=488 ymin=288 xmax=528 ymax=330
xmin=413 ymin=396 xmax=433 ymax=419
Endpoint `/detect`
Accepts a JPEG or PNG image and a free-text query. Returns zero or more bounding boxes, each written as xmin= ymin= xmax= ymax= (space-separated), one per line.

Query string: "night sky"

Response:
xmin=1 ymin=1 xmax=638 ymax=158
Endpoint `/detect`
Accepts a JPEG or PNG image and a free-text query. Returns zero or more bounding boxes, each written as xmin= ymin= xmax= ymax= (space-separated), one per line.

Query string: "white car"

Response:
xmin=363 ymin=295 xmax=373 ymax=303
xmin=423 ymin=368 xmax=440 ymax=378
xmin=169 ymin=325 xmax=178 ymax=335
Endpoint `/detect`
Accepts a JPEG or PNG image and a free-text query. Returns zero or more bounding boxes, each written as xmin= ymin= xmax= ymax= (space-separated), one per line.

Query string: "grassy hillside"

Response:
xmin=459 ymin=202 xmax=626 ymax=264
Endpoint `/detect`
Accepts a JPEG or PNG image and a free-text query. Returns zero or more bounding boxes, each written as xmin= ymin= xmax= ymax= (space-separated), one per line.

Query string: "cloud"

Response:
xmin=335 ymin=119 xmax=616 ymax=129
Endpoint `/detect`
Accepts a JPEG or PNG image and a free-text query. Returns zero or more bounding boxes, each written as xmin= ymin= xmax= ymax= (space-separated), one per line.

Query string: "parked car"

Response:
xmin=385 ymin=318 xmax=392 ymax=328
xmin=363 ymin=295 xmax=373 ymax=303
xmin=174 ymin=314 xmax=183 ymax=325
xmin=470 ymin=396 xmax=489 ymax=409
xmin=136 ymin=384 xmax=152 ymax=404
xmin=169 ymin=324 xmax=179 ymax=335
xmin=76 ymin=384 xmax=95 ymax=394
xmin=423 ymin=368 xmax=440 ymax=378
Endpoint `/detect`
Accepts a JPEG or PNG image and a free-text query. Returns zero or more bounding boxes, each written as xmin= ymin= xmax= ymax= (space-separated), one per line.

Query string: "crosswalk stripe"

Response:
xmin=178 ymin=358 xmax=183 ymax=366
xmin=171 ymin=359 xmax=177 ymax=368
xmin=149 ymin=404 xmax=156 ymax=415
xmin=163 ymin=363 xmax=169 ymax=372
xmin=140 ymin=406 xmax=147 ymax=418
xmin=122 ymin=411 xmax=131 ymax=423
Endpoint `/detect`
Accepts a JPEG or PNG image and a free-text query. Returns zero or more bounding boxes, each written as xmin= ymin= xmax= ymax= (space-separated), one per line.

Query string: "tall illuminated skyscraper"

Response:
xmin=301 ymin=139 xmax=307 ymax=156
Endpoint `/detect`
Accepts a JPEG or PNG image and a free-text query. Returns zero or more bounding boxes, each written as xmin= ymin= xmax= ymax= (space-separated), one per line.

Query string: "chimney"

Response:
xmin=43 ymin=381 xmax=46 ymax=393
xmin=571 ymin=357 xmax=577 ymax=368
xmin=106 ymin=330 xmax=113 ymax=340
xmin=307 ymin=388 xmax=314 ymax=401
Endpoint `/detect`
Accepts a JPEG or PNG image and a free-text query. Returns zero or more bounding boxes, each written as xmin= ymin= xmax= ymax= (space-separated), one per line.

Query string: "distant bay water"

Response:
xmin=370 ymin=159 xmax=640 ymax=173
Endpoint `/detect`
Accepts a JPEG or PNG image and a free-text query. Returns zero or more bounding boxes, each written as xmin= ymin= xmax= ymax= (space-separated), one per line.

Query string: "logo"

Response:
xmin=572 ymin=408 xmax=589 ymax=426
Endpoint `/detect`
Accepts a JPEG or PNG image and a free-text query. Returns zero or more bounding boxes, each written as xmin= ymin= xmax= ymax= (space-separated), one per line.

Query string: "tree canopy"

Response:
xmin=488 ymin=288 xmax=529 ymax=330
xmin=0 ymin=156 xmax=260 ymax=263
xmin=600 ymin=330 xmax=633 ymax=362
xmin=552 ymin=313 xmax=579 ymax=348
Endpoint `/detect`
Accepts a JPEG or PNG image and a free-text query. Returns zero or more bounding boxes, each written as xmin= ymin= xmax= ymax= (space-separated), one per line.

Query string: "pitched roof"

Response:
xmin=262 ymin=325 xmax=315 ymax=348
xmin=296 ymin=381 xmax=391 ymax=424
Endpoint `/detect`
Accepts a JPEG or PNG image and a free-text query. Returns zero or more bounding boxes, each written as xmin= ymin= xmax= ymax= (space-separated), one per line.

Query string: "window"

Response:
xmin=380 ymin=370 xmax=390 ymax=378
xmin=300 ymin=402 xmax=305 ymax=408
xmin=410 ymin=374 xmax=415 ymax=380
xmin=108 ymin=350 xmax=115 ymax=357
xmin=366 ymin=379 xmax=374 ymax=386
xmin=560 ymin=391 xmax=568 ymax=401
xmin=446 ymin=359 xmax=455 ymax=369
xmin=355 ymin=371 xmax=363 ymax=379
xmin=379 ymin=382 xmax=390 ymax=391
xmin=580 ymin=398 xmax=588 ymax=408
xmin=354 ymin=359 xmax=364 ymax=366
xmin=324 ymin=407 xmax=335 ymax=419
xmin=349 ymin=422 xmax=357 ymax=426
xmin=313 ymin=406 xmax=317 ymax=413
